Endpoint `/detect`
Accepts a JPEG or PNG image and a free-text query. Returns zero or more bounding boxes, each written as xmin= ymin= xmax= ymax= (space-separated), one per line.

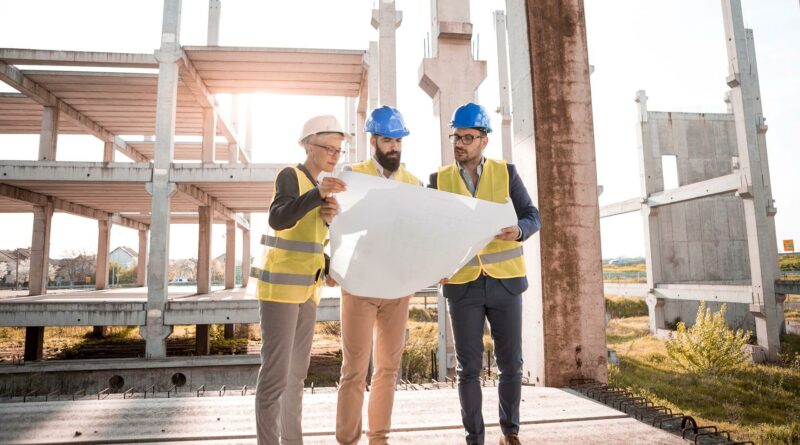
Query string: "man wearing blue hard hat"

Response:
xmin=429 ymin=102 xmax=541 ymax=445
xmin=336 ymin=105 xmax=422 ymax=445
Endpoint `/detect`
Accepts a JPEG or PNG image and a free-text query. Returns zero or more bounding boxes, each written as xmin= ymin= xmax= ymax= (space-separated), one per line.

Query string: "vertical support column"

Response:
xmin=245 ymin=96 xmax=253 ymax=161
xmin=225 ymin=220 xmax=235 ymax=289
xmin=38 ymin=106 xmax=59 ymax=161
xmin=437 ymin=287 xmax=456 ymax=381
xmin=505 ymin=0 xmax=545 ymax=386
xmin=196 ymin=324 xmax=211 ymax=355
xmin=197 ymin=206 xmax=212 ymax=295
xmin=635 ymin=91 xmax=666 ymax=334
xmin=517 ymin=0 xmax=607 ymax=386
xmin=356 ymin=110 xmax=367 ymax=162
xmin=346 ymin=97 xmax=357 ymax=161
xmin=371 ymin=0 xmax=402 ymax=107
xmin=201 ymin=108 xmax=217 ymax=163
xmin=137 ymin=229 xmax=148 ymax=287
xmin=24 ymin=327 xmax=45 ymax=362
xmin=419 ymin=0 xmax=487 ymax=166
xmin=96 ymin=218 xmax=111 ymax=290
xmin=207 ymin=0 xmax=221 ymax=45
xmin=144 ymin=0 xmax=182 ymax=359
xmin=103 ymin=141 xmax=115 ymax=162
xmin=721 ymin=0 xmax=780 ymax=361
xmin=229 ymin=94 xmax=240 ymax=163
xmin=494 ymin=10 xmax=513 ymax=162
xmin=368 ymin=41 xmax=379 ymax=111
xmin=29 ymin=200 xmax=54 ymax=296
xmin=241 ymin=219 xmax=250 ymax=287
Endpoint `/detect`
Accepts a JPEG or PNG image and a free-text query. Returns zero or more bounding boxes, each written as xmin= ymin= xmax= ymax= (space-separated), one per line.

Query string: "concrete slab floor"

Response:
xmin=0 ymin=386 xmax=688 ymax=444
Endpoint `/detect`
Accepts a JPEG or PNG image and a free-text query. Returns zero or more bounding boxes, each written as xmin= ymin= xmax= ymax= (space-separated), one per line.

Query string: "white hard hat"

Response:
xmin=298 ymin=115 xmax=347 ymax=146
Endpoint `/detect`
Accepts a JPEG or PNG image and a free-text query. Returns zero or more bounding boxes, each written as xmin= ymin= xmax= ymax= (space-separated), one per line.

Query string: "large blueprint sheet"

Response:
xmin=329 ymin=171 xmax=517 ymax=299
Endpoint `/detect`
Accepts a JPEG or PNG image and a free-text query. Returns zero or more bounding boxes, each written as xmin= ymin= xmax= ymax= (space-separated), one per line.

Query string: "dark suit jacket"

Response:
xmin=428 ymin=161 xmax=541 ymax=299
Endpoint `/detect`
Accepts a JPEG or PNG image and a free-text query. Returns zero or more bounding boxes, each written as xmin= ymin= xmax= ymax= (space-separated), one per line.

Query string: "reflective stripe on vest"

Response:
xmin=254 ymin=166 xmax=326 ymax=304
xmin=350 ymin=159 xmax=421 ymax=186
xmin=260 ymin=234 xmax=323 ymax=254
xmin=437 ymin=159 xmax=526 ymax=284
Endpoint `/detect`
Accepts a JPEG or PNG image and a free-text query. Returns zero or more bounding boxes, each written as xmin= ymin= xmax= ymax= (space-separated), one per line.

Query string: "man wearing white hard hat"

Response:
xmin=253 ymin=115 xmax=347 ymax=445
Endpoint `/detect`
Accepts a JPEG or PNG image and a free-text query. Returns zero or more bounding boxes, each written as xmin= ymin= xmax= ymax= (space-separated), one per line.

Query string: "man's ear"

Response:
xmin=481 ymin=135 xmax=490 ymax=150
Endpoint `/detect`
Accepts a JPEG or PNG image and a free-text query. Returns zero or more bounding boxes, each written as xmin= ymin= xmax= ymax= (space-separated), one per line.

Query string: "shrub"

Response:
xmin=665 ymin=302 xmax=751 ymax=375
xmin=408 ymin=307 xmax=437 ymax=322
xmin=402 ymin=323 xmax=438 ymax=382
xmin=605 ymin=297 xmax=648 ymax=319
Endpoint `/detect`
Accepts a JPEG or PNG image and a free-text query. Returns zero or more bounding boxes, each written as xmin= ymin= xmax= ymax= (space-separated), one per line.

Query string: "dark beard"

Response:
xmin=375 ymin=148 xmax=401 ymax=172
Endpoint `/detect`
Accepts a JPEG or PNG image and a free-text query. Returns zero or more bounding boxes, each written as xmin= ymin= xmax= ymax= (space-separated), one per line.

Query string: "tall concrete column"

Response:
xmin=635 ymin=91 xmax=667 ymax=334
xmin=103 ymin=141 xmax=115 ymax=162
xmin=371 ymin=0 xmax=402 ymax=107
xmin=419 ymin=0 xmax=487 ymax=166
xmin=144 ymin=0 xmax=182 ymax=358
xmin=95 ymin=218 xmax=111 ymax=290
xmin=29 ymin=201 xmax=54 ymax=296
xmin=722 ymin=0 xmax=780 ymax=361
xmin=197 ymin=206 xmax=212 ymax=295
xmin=207 ymin=0 xmax=221 ymax=45
xmin=38 ymin=106 xmax=59 ymax=161
xmin=137 ymin=229 xmax=148 ymax=287
xmin=24 ymin=327 xmax=45 ymax=362
xmin=507 ymin=0 xmax=607 ymax=387
xmin=201 ymin=108 xmax=217 ymax=163
xmin=493 ymin=11 xmax=513 ymax=162
xmin=196 ymin=324 xmax=211 ymax=355
xmin=225 ymin=220 xmax=235 ymax=289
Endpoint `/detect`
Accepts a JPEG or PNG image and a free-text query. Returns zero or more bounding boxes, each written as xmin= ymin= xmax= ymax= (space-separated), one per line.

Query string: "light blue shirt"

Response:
xmin=457 ymin=157 xmax=485 ymax=196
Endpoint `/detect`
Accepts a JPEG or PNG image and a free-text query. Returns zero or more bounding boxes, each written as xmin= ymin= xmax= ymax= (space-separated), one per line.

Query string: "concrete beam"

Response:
xmin=174 ymin=183 xmax=235 ymax=221
xmin=95 ymin=218 xmax=111 ymax=290
xmin=646 ymin=173 xmax=743 ymax=208
xmin=201 ymin=109 xmax=216 ymax=163
xmin=0 ymin=161 xmax=152 ymax=182
xmin=164 ymin=298 xmax=341 ymax=324
xmin=0 ymin=61 xmax=149 ymax=162
xmin=29 ymin=202 xmax=54 ymax=296
xmin=197 ymin=205 xmax=212 ymax=295
xmin=241 ymin=217 xmax=250 ymax=287
xmin=651 ymin=284 xmax=753 ymax=304
xmin=169 ymin=163 xmax=286 ymax=182
xmin=0 ymin=49 xmax=157 ymax=68
xmin=599 ymin=197 xmax=642 ymax=218
xmin=0 ymin=303 xmax=145 ymax=327
xmin=137 ymin=230 xmax=148 ymax=287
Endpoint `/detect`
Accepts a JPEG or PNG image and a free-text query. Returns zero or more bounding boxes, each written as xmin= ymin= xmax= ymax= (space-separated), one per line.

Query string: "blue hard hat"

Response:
xmin=450 ymin=102 xmax=493 ymax=133
xmin=365 ymin=105 xmax=410 ymax=138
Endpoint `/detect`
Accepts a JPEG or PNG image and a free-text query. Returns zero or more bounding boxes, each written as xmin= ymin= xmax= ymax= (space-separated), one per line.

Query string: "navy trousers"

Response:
xmin=445 ymin=275 xmax=523 ymax=445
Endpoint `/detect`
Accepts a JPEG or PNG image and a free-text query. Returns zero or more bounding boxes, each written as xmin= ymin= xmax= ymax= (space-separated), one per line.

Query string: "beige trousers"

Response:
xmin=336 ymin=291 xmax=411 ymax=445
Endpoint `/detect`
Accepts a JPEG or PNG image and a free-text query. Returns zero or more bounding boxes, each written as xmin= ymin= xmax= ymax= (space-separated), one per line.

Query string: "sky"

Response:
xmin=0 ymin=0 xmax=797 ymax=261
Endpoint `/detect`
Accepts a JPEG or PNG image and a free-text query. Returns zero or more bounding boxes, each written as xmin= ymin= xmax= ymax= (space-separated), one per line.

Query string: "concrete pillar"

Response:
xmin=419 ymin=0 xmax=487 ymax=166
xmin=371 ymin=0 xmax=402 ymax=106
xmin=224 ymin=323 xmax=235 ymax=339
xmin=507 ymin=0 xmax=607 ymax=387
xmin=137 ymin=229 xmax=148 ymax=287
xmin=92 ymin=326 xmax=108 ymax=338
xmin=241 ymin=219 xmax=250 ymax=287
xmin=201 ymin=108 xmax=217 ymax=163
xmin=368 ymin=41 xmax=379 ymax=112
xmin=197 ymin=206 xmax=212 ymax=295
xmin=493 ymin=11 xmax=513 ymax=162
xmin=207 ymin=0 xmax=221 ymax=46
xmin=103 ymin=141 xmax=115 ymax=162
xmin=356 ymin=111 xmax=367 ymax=162
xmin=29 ymin=201 xmax=54 ymax=296
xmin=143 ymin=0 xmax=182 ymax=359
xmin=437 ymin=288 xmax=456 ymax=381
xmin=225 ymin=220 xmax=235 ymax=289
xmin=196 ymin=324 xmax=211 ymax=355
xmin=345 ymin=97 xmax=357 ymax=162
xmin=38 ymin=106 xmax=59 ymax=161
xmin=230 ymin=94 xmax=240 ymax=163
xmin=24 ymin=327 xmax=44 ymax=362
xmin=635 ymin=91 xmax=667 ymax=334
xmin=722 ymin=0 xmax=780 ymax=361
xmin=245 ymin=96 xmax=253 ymax=161
xmin=96 ymin=218 xmax=111 ymax=290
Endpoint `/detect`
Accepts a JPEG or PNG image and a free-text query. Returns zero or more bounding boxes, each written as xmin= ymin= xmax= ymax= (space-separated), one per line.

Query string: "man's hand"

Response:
xmin=495 ymin=225 xmax=521 ymax=241
xmin=318 ymin=177 xmax=347 ymax=199
xmin=325 ymin=275 xmax=338 ymax=287
xmin=320 ymin=196 xmax=339 ymax=225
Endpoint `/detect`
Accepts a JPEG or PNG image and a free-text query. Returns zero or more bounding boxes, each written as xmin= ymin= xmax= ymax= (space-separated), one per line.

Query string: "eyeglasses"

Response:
xmin=309 ymin=143 xmax=345 ymax=156
xmin=448 ymin=134 xmax=485 ymax=145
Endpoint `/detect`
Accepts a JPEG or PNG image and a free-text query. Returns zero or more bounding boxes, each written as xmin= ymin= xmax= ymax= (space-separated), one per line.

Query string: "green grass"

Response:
xmin=780 ymin=253 xmax=800 ymax=271
xmin=605 ymin=296 xmax=648 ymax=319
xmin=608 ymin=317 xmax=800 ymax=445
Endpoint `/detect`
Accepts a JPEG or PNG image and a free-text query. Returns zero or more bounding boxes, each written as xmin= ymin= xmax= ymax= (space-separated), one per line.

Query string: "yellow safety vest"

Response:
xmin=350 ymin=159 xmax=421 ymax=186
xmin=252 ymin=167 xmax=326 ymax=304
xmin=437 ymin=159 xmax=526 ymax=284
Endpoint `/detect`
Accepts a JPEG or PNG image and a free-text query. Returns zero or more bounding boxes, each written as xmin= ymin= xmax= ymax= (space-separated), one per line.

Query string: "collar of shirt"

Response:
xmin=372 ymin=157 xmax=398 ymax=180
xmin=456 ymin=156 xmax=485 ymax=178
xmin=456 ymin=156 xmax=485 ymax=195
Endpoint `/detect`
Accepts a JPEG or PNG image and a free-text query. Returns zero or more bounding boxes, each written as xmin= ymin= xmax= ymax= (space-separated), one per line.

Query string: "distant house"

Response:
xmin=109 ymin=246 xmax=138 ymax=269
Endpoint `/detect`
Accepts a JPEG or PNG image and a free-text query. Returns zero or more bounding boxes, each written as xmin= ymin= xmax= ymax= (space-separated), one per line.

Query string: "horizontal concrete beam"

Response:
xmin=0 ymin=62 xmax=148 ymax=162
xmin=170 ymin=163 xmax=288 ymax=182
xmin=647 ymin=173 xmax=742 ymax=208
xmin=0 ymin=161 xmax=153 ymax=182
xmin=0 ymin=48 xmax=158 ymax=68
xmin=651 ymin=283 xmax=753 ymax=304
xmin=775 ymin=280 xmax=800 ymax=295
xmin=174 ymin=183 xmax=235 ymax=221
xmin=164 ymin=297 xmax=339 ymax=324
xmin=0 ymin=302 xmax=146 ymax=327
xmin=235 ymin=213 xmax=250 ymax=231
xmin=600 ymin=198 xmax=643 ymax=218
xmin=603 ymin=283 xmax=648 ymax=298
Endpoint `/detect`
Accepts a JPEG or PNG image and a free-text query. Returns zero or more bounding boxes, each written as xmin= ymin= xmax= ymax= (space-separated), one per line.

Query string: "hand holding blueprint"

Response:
xmin=328 ymin=171 xmax=517 ymax=298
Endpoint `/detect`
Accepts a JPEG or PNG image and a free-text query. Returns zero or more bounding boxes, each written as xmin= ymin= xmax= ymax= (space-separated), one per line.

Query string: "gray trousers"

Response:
xmin=256 ymin=298 xmax=317 ymax=445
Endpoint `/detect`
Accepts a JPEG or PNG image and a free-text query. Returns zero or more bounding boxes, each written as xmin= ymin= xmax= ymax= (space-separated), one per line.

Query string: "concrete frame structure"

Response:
xmin=0 ymin=0 xmax=370 ymax=361
xmin=599 ymin=0 xmax=782 ymax=361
